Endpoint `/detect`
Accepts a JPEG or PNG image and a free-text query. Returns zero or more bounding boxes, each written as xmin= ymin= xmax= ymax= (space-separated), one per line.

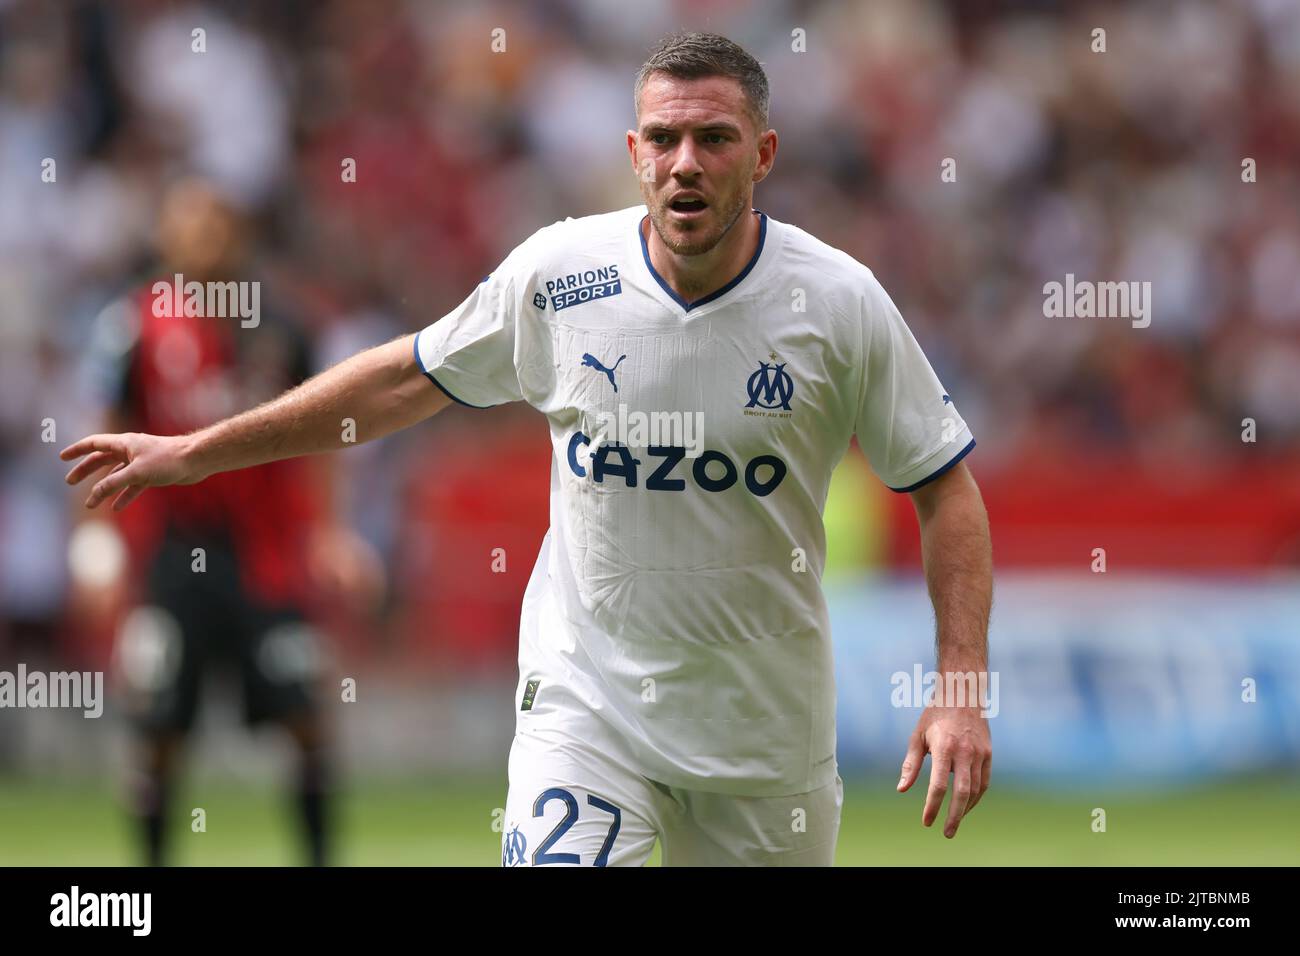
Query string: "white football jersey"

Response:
xmin=415 ymin=204 xmax=974 ymax=796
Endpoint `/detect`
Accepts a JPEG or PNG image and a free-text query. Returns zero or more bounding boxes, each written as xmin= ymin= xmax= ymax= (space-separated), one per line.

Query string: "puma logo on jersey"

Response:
xmin=582 ymin=353 xmax=626 ymax=392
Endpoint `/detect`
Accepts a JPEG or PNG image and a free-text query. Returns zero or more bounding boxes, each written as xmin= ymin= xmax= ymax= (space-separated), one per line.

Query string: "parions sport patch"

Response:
xmin=545 ymin=264 xmax=621 ymax=311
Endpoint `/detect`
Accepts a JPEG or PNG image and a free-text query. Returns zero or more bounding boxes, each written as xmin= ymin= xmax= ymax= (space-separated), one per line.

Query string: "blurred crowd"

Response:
xmin=2 ymin=0 xmax=1298 ymax=659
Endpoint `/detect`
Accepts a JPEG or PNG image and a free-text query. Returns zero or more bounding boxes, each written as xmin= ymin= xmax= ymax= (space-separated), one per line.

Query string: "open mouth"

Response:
xmin=669 ymin=197 xmax=708 ymax=214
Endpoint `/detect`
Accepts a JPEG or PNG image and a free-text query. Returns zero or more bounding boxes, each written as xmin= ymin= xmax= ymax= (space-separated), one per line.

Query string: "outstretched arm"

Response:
xmin=895 ymin=460 xmax=994 ymax=838
xmin=61 ymin=332 xmax=449 ymax=510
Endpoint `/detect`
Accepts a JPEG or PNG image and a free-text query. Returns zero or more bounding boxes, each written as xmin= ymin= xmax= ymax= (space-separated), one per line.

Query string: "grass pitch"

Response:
xmin=1 ymin=772 xmax=1294 ymax=866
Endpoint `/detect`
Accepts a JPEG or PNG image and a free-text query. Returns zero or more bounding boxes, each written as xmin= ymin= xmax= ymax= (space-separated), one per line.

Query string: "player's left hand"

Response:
xmin=896 ymin=704 xmax=991 ymax=838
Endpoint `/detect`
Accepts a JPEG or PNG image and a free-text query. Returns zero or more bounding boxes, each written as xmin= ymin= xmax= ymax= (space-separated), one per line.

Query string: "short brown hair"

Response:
xmin=634 ymin=32 xmax=770 ymax=131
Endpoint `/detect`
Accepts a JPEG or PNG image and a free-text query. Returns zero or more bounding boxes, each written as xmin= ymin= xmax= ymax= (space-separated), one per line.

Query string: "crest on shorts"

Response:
xmin=502 ymin=825 xmax=527 ymax=867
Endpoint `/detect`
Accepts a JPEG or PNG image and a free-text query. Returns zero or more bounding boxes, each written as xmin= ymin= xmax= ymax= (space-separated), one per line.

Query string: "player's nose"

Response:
xmin=669 ymin=139 xmax=703 ymax=178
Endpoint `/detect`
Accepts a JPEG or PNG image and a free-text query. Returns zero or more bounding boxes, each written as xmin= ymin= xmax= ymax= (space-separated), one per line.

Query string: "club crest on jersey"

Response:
xmin=545 ymin=264 xmax=622 ymax=312
xmin=743 ymin=352 xmax=795 ymax=417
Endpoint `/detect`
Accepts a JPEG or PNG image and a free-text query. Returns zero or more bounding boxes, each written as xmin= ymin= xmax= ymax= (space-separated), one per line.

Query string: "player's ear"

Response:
xmin=627 ymin=130 xmax=639 ymax=171
xmin=753 ymin=128 xmax=777 ymax=184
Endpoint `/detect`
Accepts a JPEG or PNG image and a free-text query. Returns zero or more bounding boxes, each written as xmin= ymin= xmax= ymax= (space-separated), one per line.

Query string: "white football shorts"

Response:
xmin=500 ymin=678 xmax=843 ymax=867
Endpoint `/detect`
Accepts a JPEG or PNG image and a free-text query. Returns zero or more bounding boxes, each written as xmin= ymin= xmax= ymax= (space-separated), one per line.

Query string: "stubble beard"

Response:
xmin=646 ymin=185 xmax=751 ymax=258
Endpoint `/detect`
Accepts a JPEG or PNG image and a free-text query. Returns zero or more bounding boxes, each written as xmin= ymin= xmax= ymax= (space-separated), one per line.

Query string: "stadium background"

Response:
xmin=1 ymin=0 xmax=1298 ymax=865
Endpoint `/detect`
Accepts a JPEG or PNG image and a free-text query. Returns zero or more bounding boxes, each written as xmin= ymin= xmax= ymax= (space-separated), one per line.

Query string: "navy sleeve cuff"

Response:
xmin=412 ymin=330 xmax=489 ymax=409
xmin=888 ymin=438 xmax=976 ymax=493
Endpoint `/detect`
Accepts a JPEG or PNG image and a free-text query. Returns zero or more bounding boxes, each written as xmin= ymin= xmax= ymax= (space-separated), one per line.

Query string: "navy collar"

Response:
xmin=638 ymin=209 xmax=768 ymax=313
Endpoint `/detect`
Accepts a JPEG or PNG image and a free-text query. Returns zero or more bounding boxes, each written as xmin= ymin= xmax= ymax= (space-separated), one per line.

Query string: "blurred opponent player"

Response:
xmin=84 ymin=179 xmax=364 ymax=866
xmin=62 ymin=34 xmax=993 ymax=866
